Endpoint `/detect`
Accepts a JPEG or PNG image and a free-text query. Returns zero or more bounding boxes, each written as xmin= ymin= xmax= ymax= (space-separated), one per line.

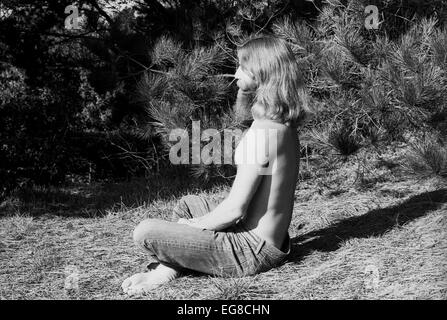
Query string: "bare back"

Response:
xmin=239 ymin=119 xmax=300 ymax=250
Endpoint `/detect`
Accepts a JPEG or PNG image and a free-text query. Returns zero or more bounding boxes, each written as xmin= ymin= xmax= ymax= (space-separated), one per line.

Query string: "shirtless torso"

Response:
xmin=237 ymin=118 xmax=300 ymax=250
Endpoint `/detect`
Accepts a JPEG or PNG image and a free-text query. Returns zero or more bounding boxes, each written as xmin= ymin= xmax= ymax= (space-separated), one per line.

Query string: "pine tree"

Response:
xmin=136 ymin=34 xmax=245 ymax=181
xmin=272 ymin=0 xmax=447 ymax=158
xmin=136 ymin=0 xmax=447 ymax=181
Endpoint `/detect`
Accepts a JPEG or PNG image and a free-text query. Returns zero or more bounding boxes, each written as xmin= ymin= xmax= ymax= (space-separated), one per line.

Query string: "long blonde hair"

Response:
xmin=237 ymin=36 xmax=311 ymax=128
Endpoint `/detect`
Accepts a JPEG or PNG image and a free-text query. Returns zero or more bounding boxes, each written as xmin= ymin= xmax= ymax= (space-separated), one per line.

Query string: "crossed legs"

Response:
xmin=122 ymin=195 xmax=219 ymax=296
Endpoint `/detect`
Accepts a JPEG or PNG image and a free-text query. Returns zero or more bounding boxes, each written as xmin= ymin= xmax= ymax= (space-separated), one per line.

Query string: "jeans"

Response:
xmin=133 ymin=195 xmax=291 ymax=277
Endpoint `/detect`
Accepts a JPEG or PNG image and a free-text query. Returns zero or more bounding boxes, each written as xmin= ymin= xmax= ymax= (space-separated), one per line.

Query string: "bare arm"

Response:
xmin=182 ymin=164 xmax=263 ymax=231
xmin=181 ymin=198 xmax=244 ymax=231
xmin=182 ymin=123 xmax=274 ymax=231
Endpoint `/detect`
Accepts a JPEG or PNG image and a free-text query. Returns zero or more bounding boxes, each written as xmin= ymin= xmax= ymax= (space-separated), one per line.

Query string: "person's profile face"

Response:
xmin=234 ymin=63 xmax=257 ymax=91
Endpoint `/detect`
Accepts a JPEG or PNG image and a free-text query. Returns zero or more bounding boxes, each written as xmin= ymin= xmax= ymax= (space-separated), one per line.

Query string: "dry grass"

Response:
xmin=0 ymin=144 xmax=446 ymax=300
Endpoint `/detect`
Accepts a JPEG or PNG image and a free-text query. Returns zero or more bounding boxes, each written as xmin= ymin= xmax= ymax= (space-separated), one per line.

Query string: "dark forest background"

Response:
xmin=1 ymin=0 xmax=446 ymax=200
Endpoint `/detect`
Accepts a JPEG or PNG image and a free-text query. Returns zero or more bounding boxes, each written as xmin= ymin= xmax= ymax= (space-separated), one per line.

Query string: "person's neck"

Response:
xmin=234 ymin=89 xmax=255 ymax=120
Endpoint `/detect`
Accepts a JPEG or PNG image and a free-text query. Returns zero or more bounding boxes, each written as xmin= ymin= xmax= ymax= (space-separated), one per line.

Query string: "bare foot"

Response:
xmin=121 ymin=264 xmax=180 ymax=296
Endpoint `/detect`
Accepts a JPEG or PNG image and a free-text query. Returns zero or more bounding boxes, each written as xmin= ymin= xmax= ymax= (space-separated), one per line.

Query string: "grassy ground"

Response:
xmin=1 ymin=144 xmax=446 ymax=300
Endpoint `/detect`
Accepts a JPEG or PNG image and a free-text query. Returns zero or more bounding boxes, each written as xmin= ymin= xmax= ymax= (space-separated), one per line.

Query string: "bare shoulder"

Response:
xmin=251 ymin=118 xmax=289 ymax=129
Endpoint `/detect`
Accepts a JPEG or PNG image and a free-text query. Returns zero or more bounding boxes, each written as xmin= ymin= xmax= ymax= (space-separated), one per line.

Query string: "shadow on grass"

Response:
xmin=289 ymin=189 xmax=447 ymax=263
xmin=0 ymin=166 xmax=232 ymax=218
